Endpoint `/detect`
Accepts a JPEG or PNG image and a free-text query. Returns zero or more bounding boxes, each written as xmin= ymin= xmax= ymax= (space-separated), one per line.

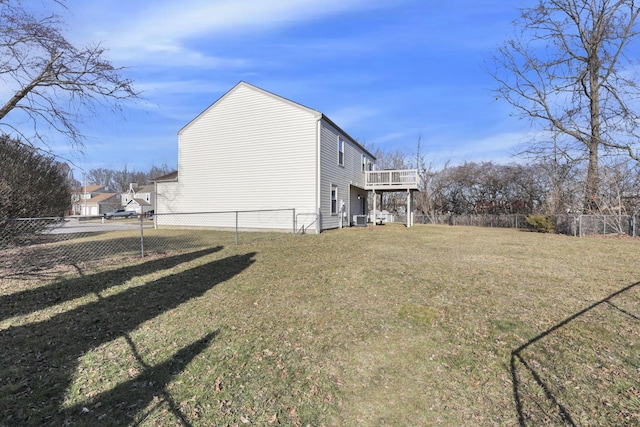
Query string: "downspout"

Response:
xmin=316 ymin=117 xmax=322 ymax=234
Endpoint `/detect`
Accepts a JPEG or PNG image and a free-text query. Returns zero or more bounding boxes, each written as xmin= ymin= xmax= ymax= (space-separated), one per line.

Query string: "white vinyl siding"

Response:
xmin=166 ymin=83 xmax=320 ymax=231
xmin=155 ymin=81 xmax=376 ymax=233
xmin=155 ymin=181 xmax=179 ymax=216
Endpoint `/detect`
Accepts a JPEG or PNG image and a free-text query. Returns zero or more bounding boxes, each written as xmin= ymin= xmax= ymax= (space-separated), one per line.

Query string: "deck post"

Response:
xmin=372 ymin=190 xmax=377 ymax=226
xmin=407 ymin=189 xmax=411 ymax=228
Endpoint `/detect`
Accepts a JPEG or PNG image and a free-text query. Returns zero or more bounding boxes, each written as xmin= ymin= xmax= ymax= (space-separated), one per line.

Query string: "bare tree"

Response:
xmin=0 ymin=0 xmax=138 ymax=153
xmin=428 ymin=162 xmax=550 ymax=216
xmin=149 ymin=162 xmax=174 ymax=181
xmin=85 ymin=163 xmax=176 ymax=193
xmin=111 ymin=164 xmax=147 ymax=193
xmin=491 ymin=0 xmax=640 ymax=212
xmin=372 ymin=147 xmax=411 ymax=213
xmin=412 ymin=134 xmax=442 ymax=219
xmin=85 ymin=168 xmax=117 ymax=190
xmin=57 ymin=161 xmax=81 ymax=192
xmin=598 ymin=158 xmax=640 ymax=213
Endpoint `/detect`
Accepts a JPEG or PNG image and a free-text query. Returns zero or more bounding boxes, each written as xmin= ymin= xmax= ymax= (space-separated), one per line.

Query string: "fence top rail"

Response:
xmin=1 ymin=217 xmax=64 ymax=221
xmin=154 ymin=208 xmax=296 ymax=216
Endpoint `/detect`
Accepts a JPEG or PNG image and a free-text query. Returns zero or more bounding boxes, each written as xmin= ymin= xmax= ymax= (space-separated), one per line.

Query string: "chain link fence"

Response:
xmin=555 ymin=214 xmax=638 ymax=237
xmin=414 ymin=213 xmax=528 ymax=229
xmin=0 ymin=209 xmax=299 ymax=278
xmin=412 ymin=213 xmax=638 ymax=237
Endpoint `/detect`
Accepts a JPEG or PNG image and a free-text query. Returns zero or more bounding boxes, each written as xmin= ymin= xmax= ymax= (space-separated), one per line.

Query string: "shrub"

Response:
xmin=0 ymin=135 xmax=71 ymax=245
xmin=525 ymin=215 xmax=554 ymax=233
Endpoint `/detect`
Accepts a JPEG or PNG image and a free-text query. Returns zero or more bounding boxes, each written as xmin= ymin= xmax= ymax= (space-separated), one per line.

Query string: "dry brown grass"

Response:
xmin=0 ymin=224 xmax=638 ymax=426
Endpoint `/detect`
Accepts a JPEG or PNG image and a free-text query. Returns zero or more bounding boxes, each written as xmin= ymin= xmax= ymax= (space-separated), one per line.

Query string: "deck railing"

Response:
xmin=365 ymin=169 xmax=420 ymax=190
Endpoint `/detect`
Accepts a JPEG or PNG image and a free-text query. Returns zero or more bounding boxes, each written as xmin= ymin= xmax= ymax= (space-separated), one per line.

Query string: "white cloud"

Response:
xmin=124 ymin=0 xmax=373 ymax=42
xmin=70 ymin=0 xmax=385 ymax=67
xmin=370 ymin=132 xmax=410 ymax=146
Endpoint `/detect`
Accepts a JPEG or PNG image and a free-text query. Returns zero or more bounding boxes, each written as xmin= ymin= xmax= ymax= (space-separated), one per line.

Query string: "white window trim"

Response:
xmin=338 ymin=137 xmax=344 ymax=166
xmin=330 ymin=184 xmax=338 ymax=215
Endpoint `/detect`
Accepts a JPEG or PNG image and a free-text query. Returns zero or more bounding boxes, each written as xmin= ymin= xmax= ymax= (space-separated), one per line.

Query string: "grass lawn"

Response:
xmin=0 ymin=224 xmax=638 ymax=426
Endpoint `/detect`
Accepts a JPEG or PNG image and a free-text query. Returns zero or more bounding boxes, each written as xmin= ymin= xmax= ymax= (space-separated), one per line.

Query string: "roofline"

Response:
xmin=152 ymin=171 xmax=178 ymax=182
xmin=178 ymin=81 xmax=322 ymax=135
xmin=177 ymin=81 xmax=377 ymax=161
xmin=321 ymin=114 xmax=376 ymax=160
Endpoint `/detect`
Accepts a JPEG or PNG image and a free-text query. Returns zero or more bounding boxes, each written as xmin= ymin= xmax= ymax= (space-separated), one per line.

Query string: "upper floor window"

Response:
xmin=361 ymin=154 xmax=366 ymax=172
xmin=338 ymin=137 xmax=344 ymax=166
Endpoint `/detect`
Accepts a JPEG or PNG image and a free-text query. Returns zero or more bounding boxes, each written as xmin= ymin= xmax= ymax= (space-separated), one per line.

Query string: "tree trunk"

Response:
xmin=585 ymin=40 xmax=601 ymax=213
xmin=585 ymin=141 xmax=600 ymax=212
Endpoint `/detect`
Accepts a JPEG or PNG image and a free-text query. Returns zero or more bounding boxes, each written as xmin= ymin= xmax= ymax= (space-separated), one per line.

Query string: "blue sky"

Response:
xmin=55 ymin=0 xmax=529 ymax=177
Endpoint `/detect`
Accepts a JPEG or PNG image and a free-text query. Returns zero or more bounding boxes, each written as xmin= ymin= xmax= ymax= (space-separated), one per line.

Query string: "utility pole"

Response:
xmin=83 ymin=173 xmax=87 ymax=217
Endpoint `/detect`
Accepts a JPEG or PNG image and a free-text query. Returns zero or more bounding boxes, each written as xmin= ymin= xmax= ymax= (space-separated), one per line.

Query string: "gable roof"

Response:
xmin=179 ymin=81 xmax=376 ymax=160
xmin=179 ymin=81 xmax=321 ymax=135
xmin=73 ymin=184 xmax=105 ymax=194
xmin=134 ymin=184 xmax=154 ymax=193
xmin=152 ymin=171 xmax=178 ymax=182
xmin=126 ymin=198 xmax=152 ymax=207
xmin=88 ymin=193 xmax=118 ymax=203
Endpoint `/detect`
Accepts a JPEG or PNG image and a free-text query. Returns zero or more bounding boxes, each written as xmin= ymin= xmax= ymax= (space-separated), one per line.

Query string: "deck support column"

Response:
xmin=407 ymin=189 xmax=412 ymax=228
xmin=372 ymin=190 xmax=377 ymax=226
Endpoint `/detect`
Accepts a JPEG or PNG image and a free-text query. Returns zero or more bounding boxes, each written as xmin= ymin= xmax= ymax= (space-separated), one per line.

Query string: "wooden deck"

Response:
xmin=364 ymin=169 xmax=420 ymax=191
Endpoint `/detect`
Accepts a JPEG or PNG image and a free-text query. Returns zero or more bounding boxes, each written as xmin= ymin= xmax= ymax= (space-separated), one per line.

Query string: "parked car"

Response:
xmin=104 ymin=209 xmax=136 ymax=219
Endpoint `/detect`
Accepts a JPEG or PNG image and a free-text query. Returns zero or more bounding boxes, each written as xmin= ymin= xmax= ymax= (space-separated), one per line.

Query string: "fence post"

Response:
xmin=235 ymin=211 xmax=239 ymax=245
xmin=139 ymin=213 xmax=145 ymax=258
xmin=293 ymin=208 xmax=296 ymax=235
xmin=579 ymin=214 xmax=583 ymax=237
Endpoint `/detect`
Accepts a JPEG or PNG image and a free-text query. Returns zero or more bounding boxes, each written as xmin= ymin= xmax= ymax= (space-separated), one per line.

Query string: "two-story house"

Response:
xmin=71 ymin=185 xmax=119 ymax=216
xmin=121 ymin=183 xmax=154 ymax=216
xmin=155 ymin=81 xmax=419 ymax=233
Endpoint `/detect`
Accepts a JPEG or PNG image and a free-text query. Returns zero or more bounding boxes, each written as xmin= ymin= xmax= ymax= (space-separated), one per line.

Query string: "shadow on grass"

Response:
xmin=0 ymin=233 xmax=225 ymax=280
xmin=511 ymin=281 xmax=640 ymax=426
xmin=0 ymin=249 xmax=256 ymax=425
xmin=0 ymin=246 xmax=223 ymax=322
xmin=64 ymin=331 xmax=220 ymax=427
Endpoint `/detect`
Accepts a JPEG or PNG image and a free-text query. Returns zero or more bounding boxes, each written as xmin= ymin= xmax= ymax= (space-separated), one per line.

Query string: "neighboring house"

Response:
xmin=155 ymin=81 xmax=419 ymax=233
xmin=121 ymin=183 xmax=154 ymax=216
xmin=71 ymin=185 xmax=119 ymax=216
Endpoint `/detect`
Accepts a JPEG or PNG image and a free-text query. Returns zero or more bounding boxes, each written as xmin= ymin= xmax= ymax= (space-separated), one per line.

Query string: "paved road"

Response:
xmin=45 ymin=217 xmax=155 ymax=234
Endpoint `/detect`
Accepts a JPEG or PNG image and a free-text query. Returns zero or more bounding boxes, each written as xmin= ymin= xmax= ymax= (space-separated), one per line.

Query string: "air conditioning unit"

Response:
xmin=353 ymin=215 xmax=367 ymax=227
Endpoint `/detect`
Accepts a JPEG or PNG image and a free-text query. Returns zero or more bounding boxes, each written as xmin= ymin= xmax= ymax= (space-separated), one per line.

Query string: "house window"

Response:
xmin=338 ymin=137 xmax=344 ymax=166
xmin=362 ymin=154 xmax=366 ymax=172
xmin=331 ymin=184 xmax=338 ymax=215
